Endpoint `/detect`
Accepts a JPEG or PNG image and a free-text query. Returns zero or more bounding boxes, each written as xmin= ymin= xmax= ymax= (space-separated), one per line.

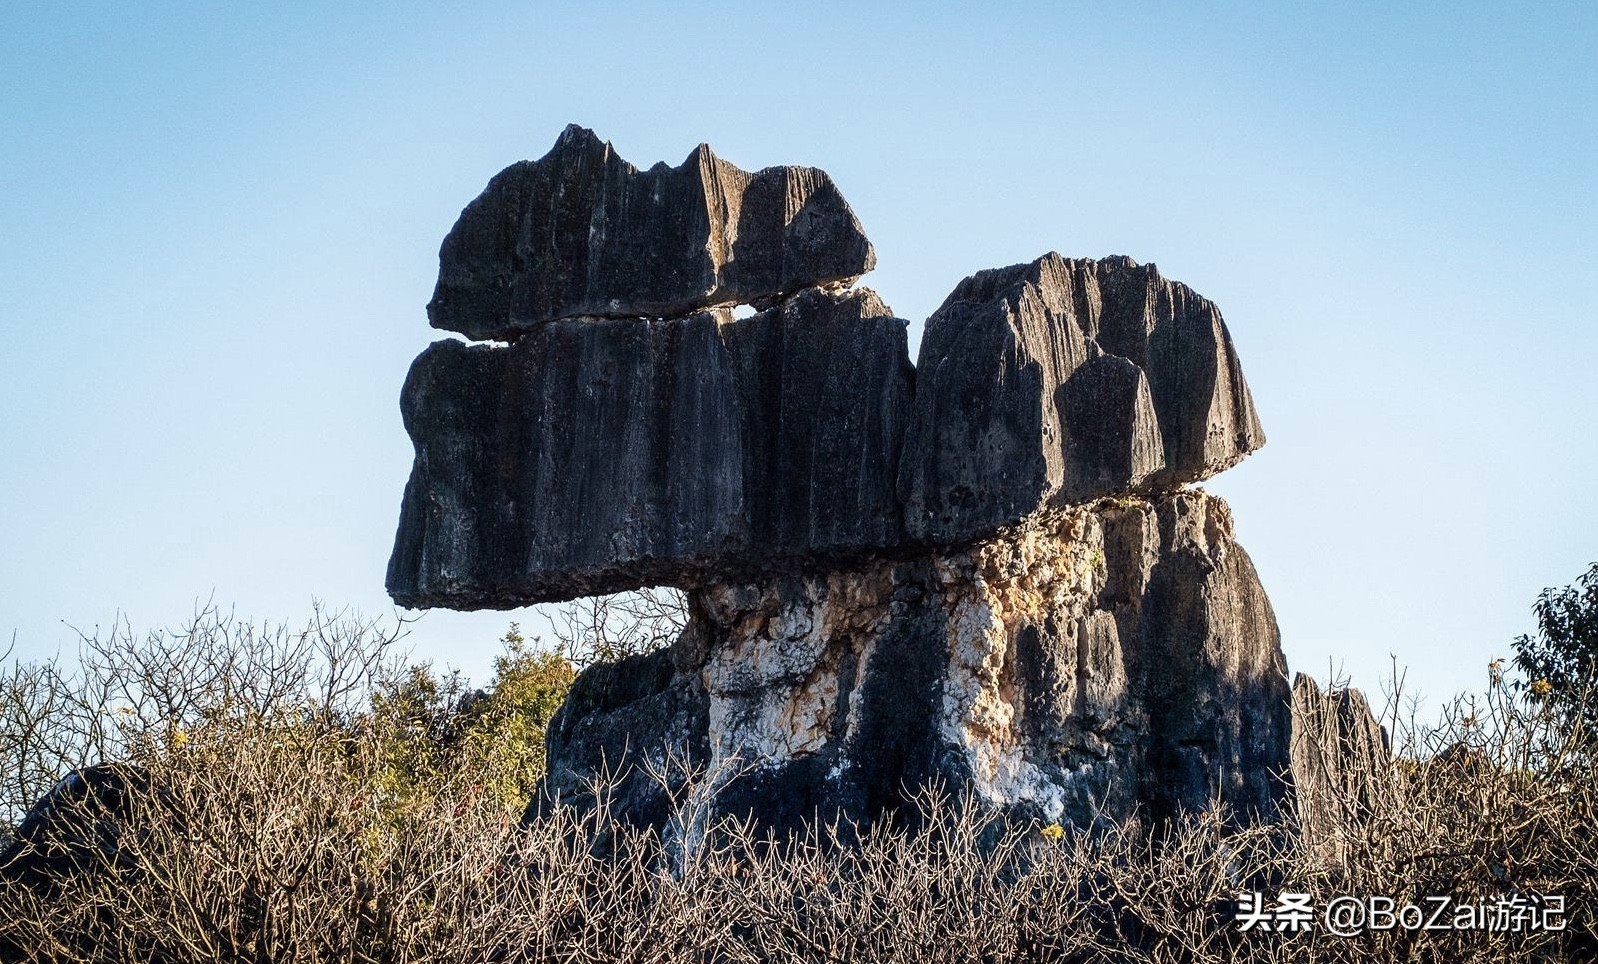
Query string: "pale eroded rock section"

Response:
xmin=934 ymin=490 xmax=1290 ymax=827
xmin=900 ymin=254 xmax=1265 ymax=544
xmin=534 ymin=491 xmax=1292 ymax=834
xmin=387 ymin=288 xmax=912 ymax=608
xmin=427 ymin=125 xmax=877 ymax=340
xmin=1289 ymin=674 xmax=1390 ymax=861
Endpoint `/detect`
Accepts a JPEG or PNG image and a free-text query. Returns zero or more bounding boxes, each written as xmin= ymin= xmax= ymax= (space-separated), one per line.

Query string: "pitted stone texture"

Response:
xmin=428 ymin=125 xmax=876 ymax=340
xmin=534 ymin=491 xmax=1293 ymax=834
xmin=899 ymin=254 xmax=1265 ymax=544
xmin=387 ymin=288 xmax=912 ymax=609
xmin=929 ymin=490 xmax=1289 ymax=827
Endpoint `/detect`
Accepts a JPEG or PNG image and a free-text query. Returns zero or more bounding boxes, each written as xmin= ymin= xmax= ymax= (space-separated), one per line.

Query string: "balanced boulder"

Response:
xmin=899 ymin=254 xmax=1265 ymax=544
xmin=387 ymin=126 xmax=1323 ymax=839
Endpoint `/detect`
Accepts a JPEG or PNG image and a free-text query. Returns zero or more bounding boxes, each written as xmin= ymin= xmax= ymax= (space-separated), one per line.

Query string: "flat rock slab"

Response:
xmin=428 ymin=125 xmax=876 ymax=340
xmin=388 ymin=288 xmax=912 ymax=608
xmin=900 ymin=254 xmax=1265 ymax=543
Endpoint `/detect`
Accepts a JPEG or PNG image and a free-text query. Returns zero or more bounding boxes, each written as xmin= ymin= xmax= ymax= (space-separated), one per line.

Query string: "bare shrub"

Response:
xmin=2 ymin=605 xmax=1595 ymax=962
xmin=543 ymin=587 xmax=686 ymax=670
xmin=0 ymin=605 xmax=403 ymax=831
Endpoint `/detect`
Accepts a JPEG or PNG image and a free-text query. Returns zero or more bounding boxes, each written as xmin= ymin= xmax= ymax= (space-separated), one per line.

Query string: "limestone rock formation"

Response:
xmin=386 ymin=125 xmax=1322 ymax=838
xmin=900 ymin=254 xmax=1265 ymax=544
xmin=428 ymin=125 xmax=876 ymax=340
xmin=536 ymin=492 xmax=1292 ymax=834
xmin=388 ymin=287 xmax=912 ymax=608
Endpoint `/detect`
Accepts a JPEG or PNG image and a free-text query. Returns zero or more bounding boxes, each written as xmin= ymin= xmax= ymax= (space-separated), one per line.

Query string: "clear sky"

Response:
xmin=3 ymin=2 xmax=1594 ymax=708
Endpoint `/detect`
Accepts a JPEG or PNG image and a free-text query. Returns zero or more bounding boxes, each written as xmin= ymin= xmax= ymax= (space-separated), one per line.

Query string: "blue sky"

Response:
xmin=3 ymin=2 xmax=1594 ymax=707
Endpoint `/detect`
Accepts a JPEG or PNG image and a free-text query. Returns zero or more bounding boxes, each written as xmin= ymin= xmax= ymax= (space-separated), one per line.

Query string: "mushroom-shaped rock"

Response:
xmin=898 ymin=254 xmax=1265 ymax=544
xmin=387 ymin=288 xmax=913 ymax=608
xmin=427 ymin=125 xmax=877 ymax=340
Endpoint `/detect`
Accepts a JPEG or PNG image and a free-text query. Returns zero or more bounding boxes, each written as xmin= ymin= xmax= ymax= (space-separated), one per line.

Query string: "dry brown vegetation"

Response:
xmin=2 ymin=606 xmax=1595 ymax=963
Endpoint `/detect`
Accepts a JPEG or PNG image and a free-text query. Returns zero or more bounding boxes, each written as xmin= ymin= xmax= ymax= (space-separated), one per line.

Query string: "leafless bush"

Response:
xmin=1 ymin=605 xmax=405 ymax=831
xmin=2 ymin=610 xmax=1595 ymax=962
xmin=543 ymin=587 xmax=686 ymax=670
xmin=1 ymin=643 xmax=83 ymax=841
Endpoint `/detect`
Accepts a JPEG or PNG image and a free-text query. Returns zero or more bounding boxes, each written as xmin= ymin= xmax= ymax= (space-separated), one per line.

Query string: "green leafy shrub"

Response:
xmin=366 ymin=624 xmax=575 ymax=821
xmin=454 ymin=624 xmax=576 ymax=814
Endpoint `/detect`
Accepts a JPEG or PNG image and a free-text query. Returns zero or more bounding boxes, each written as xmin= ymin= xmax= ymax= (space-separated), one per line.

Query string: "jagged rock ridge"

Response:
xmin=428 ymin=125 xmax=876 ymax=340
xmin=396 ymin=248 xmax=1270 ymax=606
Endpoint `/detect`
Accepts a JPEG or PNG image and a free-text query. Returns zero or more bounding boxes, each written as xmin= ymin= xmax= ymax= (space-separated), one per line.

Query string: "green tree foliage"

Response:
xmin=367 ymin=623 xmax=575 ymax=821
xmin=1512 ymin=561 xmax=1598 ymax=732
xmin=456 ymin=624 xmax=575 ymax=812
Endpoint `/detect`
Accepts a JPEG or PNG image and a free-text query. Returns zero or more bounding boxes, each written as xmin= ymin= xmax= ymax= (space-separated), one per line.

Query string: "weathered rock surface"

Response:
xmin=428 ymin=125 xmax=877 ymax=340
xmin=387 ymin=287 xmax=912 ymax=608
xmin=899 ymin=254 xmax=1265 ymax=544
xmin=534 ymin=491 xmax=1293 ymax=834
xmin=394 ymin=127 xmax=1305 ymax=839
xmin=390 ymin=251 xmax=1273 ymax=608
xmin=1289 ymin=674 xmax=1389 ymax=859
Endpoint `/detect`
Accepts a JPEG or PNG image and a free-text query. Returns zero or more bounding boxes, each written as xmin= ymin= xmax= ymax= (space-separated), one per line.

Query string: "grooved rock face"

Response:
xmin=427 ymin=125 xmax=877 ymax=340
xmin=391 ymin=128 xmax=1301 ymax=840
xmin=387 ymin=288 xmax=912 ymax=608
xmin=534 ymin=491 xmax=1293 ymax=834
xmin=899 ymin=253 xmax=1265 ymax=544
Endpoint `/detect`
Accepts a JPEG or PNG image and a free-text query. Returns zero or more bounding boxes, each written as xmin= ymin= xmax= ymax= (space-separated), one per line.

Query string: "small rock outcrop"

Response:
xmin=1289 ymin=674 xmax=1390 ymax=857
xmin=386 ymin=126 xmax=1365 ymax=837
xmin=0 ymin=764 xmax=147 ymax=891
xmin=428 ymin=125 xmax=876 ymax=340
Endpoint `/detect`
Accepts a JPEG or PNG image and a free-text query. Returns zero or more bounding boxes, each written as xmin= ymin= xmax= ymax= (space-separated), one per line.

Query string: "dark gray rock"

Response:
xmin=534 ymin=491 xmax=1293 ymax=834
xmin=428 ymin=125 xmax=876 ymax=340
xmin=0 ymin=763 xmax=154 ymax=961
xmin=1061 ymin=354 xmax=1164 ymax=503
xmin=532 ymin=646 xmax=711 ymax=833
xmin=387 ymin=287 xmax=913 ymax=609
xmin=1 ymin=763 xmax=148 ymax=889
xmin=402 ymin=137 xmax=1296 ymax=841
xmin=899 ymin=254 xmax=1265 ymax=544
